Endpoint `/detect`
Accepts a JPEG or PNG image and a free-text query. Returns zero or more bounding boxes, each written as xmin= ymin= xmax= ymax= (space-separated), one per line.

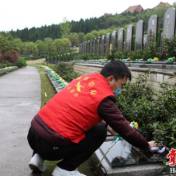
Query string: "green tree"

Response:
xmin=77 ymin=32 xmax=85 ymax=43
xmin=67 ymin=33 xmax=79 ymax=46
xmin=35 ymin=40 xmax=48 ymax=54
xmin=54 ymin=38 xmax=63 ymax=51
xmin=90 ymin=30 xmax=99 ymax=38
xmin=60 ymin=17 xmax=72 ymax=38
xmin=44 ymin=38 xmax=54 ymax=53
xmin=62 ymin=38 xmax=71 ymax=48
xmin=25 ymin=42 xmax=38 ymax=54
xmin=0 ymin=35 xmax=11 ymax=52
xmin=12 ymin=38 xmax=25 ymax=53
xmin=84 ymin=33 xmax=96 ymax=41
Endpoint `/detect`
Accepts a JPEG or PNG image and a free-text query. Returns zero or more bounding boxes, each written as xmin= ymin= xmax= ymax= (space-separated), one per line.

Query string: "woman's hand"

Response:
xmin=107 ymin=125 xmax=117 ymax=136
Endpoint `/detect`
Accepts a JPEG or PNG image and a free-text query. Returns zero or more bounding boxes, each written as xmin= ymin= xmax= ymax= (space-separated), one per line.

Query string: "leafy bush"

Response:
xmin=114 ymin=51 xmax=127 ymax=60
xmin=116 ymin=71 xmax=176 ymax=148
xmin=163 ymin=35 xmax=176 ymax=58
xmin=151 ymin=76 xmax=176 ymax=148
xmin=116 ymin=72 xmax=155 ymax=139
xmin=54 ymin=62 xmax=80 ymax=82
xmin=0 ymin=50 xmax=19 ymax=64
xmin=142 ymin=41 xmax=161 ymax=60
xmin=0 ymin=60 xmax=14 ymax=68
xmin=16 ymin=57 xmax=27 ymax=68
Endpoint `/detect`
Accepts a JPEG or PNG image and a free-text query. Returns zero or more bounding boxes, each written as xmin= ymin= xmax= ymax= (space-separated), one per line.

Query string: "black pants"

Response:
xmin=27 ymin=123 xmax=107 ymax=171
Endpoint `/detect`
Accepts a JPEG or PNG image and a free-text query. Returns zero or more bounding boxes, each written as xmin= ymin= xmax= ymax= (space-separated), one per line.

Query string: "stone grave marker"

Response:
xmin=126 ymin=25 xmax=134 ymax=51
xmin=85 ymin=41 xmax=87 ymax=54
xmin=163 ymin=7 xmax=176 ymax=39
xmin=90 ymin=40 xmax=93 ymax=54
xmin=79 ymin=43 xmax=82 ymax=54
xmin=92 ymin=39 xmax=95 ymax=55
xmin=106 ymin=33 xmax=111 ymax=55
xmin=82 ymin=43 xmax=85 ymax=54
xmin=93 ymin=38 xmax=97 ymax=55
xmin=87 ymin=40 xmax=90 ymax=54
xmin=112 ymin=30 xmax=117 ymax=50
xmin=100 ymin=140 xmax=168 ymax=168
xmin=143 ymin=34 xmax=148 ymax=49
xmin=162 ymin=7 xmax=176 ymax=54
xmin=97 ymin=37 xmax=101 ymax=56
xmin=148 ymin=15 xmax=158 ymax=46
xmin=135 ymin=20 xmax=144 ymax=50
xmin=101 ymin=35 xmax=105 ymax=56
xmin=118 ymin=28 xmax=124 ymax=51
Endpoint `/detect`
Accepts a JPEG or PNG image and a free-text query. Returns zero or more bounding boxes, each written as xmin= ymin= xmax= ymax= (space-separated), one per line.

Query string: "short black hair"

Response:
xmin=100 ymin=60 xmax=131 ymax=81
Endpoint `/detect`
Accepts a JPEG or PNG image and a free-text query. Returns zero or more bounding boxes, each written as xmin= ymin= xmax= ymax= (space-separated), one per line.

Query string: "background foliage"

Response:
xmin=116 ymin=72 xmax=176 ymax=148
xmin=8 ymin=5 xmax=174 ymax=43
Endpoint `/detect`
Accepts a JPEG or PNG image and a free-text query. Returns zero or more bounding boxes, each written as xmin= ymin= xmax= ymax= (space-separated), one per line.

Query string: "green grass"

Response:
xmin=37 ymin=66 xmax=56 ymax=108
xmin=31 ymin=64 xmax=99 ymax=176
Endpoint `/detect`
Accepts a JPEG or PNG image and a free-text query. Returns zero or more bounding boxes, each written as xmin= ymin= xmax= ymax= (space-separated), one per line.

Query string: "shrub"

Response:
xmin=142 ymin=41 xmax=161 ymax=60
xmin=115 ymin=72 xmax=155 ymax=139
xmin=0 ymin=50 xmax=19 ymax=64
xmin=163 ymin=35 xmax=176 ymax=58
xmin=0 ymin=60 xmax=14 ymax=68
xmin=16 ymin=57 xmax=27 ymax=68
xmin=151 ymin=76 xmax=176 ymax=148
xmin=54 ymin=62 xmax=80 ymax=82
xmin=115 ymin=71 xmax=176 ymax=148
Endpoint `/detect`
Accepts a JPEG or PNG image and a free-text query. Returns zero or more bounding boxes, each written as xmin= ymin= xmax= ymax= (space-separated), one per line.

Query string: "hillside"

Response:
xmin=9 ymin=2 xmax=174 ymax=42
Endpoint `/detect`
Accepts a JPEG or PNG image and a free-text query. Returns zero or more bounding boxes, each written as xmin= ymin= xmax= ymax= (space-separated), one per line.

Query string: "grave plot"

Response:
xmin=95 ymin=137 xmax=168 ymax=176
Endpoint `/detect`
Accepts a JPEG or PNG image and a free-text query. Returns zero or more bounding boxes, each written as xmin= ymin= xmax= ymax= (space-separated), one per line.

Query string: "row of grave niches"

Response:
xmin=72 ymin=60 xmax=176 ymax=69
xmin=41 ymin=65 xmax=68 ymax=93
xmin=79 ymin=7 xmax=176 ymax=55
xmin=0 ymin=66 xmax=18 ymax=75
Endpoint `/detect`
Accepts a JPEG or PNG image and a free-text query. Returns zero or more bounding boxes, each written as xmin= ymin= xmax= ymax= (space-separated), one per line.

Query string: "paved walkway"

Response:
xmin=0 ymin=66 xmax=41 ymax=176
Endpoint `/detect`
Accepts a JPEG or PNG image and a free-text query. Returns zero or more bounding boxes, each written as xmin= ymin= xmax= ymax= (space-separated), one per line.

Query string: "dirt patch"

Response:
xmin=27 ymin=58 xmax=46 ymax=64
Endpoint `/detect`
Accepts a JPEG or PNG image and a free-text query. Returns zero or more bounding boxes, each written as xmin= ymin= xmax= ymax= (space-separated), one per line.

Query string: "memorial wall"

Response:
xmin=79 ymin=7 xmax=176 ymax=56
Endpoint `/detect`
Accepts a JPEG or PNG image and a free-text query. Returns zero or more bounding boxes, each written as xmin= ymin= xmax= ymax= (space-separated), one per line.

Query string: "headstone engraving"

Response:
xmin=135 ymin=20 xmax=144 ymax=50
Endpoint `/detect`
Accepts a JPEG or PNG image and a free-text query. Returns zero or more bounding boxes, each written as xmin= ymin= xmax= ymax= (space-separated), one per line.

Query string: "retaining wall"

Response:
xmin=73 ymin=63 xmax=176 ymax=92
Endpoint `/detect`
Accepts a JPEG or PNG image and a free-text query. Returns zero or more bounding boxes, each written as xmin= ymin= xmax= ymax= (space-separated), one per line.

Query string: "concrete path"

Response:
xmin=0 ymin=66 xmax=41 ymax=176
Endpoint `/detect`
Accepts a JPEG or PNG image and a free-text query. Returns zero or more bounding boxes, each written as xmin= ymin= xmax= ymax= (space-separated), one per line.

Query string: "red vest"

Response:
xmin=38 ymin=73 xmax=115 ymax=143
